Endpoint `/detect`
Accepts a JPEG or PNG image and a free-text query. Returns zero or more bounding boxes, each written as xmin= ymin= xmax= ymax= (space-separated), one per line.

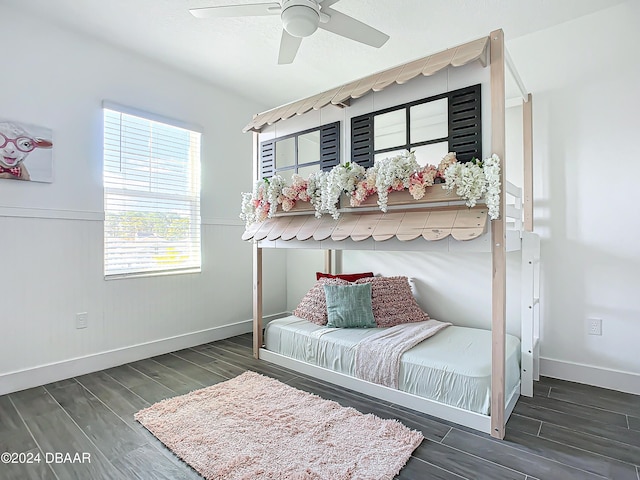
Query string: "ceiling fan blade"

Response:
xmin=319 ymin=7 xmax=389 ymax=48
xmin=319 ymin=0 xmax=341 ymax=7
xmin=189 ymin=2 xmax=281 ymax=18
xmin=278 ymin=30 xmax=303 ymax=64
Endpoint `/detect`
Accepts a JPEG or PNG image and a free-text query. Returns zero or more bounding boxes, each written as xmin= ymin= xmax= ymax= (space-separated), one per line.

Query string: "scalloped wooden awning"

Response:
xmin=242 ymin=206 xmax=488 ymax=243
xmin=243 ymin=36 xmax=489 ymax=133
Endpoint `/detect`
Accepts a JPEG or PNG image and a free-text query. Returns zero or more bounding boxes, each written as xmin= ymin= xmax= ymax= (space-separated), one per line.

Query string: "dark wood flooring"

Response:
xmin=1 ymin=334 xmax=638 ymax=479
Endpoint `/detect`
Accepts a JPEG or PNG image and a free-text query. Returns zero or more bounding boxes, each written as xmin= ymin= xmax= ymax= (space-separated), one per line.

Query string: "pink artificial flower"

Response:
xmin=409 ymin=172 xmax=423 ymax=186
xmin=422 ymin=166 xmax=437 ymax=186
xmin=438 ymin=152 xmax=457 ymax=176
xmin=281 ymin=187 xmax=296 ymax=200
xmin=409 ymin=184 xmax=426 ymax=200
xmin=281 ymin=198 xmax=295 ymax=211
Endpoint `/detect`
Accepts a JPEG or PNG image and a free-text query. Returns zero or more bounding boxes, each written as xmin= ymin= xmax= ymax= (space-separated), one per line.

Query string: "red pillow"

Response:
xmin=355 ymin=276 xmax=429 ymax=328
xmin=316 ymin=272 xmax=374 ymax=282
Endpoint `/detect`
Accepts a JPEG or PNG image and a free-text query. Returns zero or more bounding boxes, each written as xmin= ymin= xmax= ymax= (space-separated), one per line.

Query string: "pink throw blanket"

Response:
xmin=354 ymin=320 xmax=451 ymax=389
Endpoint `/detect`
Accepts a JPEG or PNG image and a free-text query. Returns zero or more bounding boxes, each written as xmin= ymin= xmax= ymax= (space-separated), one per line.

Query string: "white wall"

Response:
xmin=285 ymin=250 xmax=327 ymax=312
xmin=506 ymin=0 xmax=640 ymax=390
xmin=0 ymin=5 xmax=287 ymax=394
xmin=341 ymin=252 xmax=523 ymax=337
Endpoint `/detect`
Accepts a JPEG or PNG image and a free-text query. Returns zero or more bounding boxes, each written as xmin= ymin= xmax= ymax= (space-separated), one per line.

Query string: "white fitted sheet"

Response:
xmin=264 ymin=315 xmax=521 ymax=415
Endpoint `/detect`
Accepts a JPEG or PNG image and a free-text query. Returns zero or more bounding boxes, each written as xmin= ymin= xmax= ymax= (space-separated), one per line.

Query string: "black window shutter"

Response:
xmin=350 ymin=114 xmax=374 ymax=168
xmin=320 ymin=121 xmax=340 ymax=171
xmin=349 ymin=83 xmax=482 ymax=166
xmin=448 ymin=84 xmax=482 ymax=163
xmin=259 ymin=140 xmax=275 ymax=179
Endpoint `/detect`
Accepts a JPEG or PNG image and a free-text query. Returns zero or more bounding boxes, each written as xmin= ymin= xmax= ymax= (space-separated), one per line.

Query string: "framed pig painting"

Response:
xmin=0 ymin=119 xmax=53 ymax=183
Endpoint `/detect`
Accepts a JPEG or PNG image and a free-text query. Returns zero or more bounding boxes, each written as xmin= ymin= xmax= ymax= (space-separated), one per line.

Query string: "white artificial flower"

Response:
xmin=266 ymin=175 xmax=285 ymax=218
xmin=370 ymin=151 xmax=420 ymax=212
xmin=483 ymin=154 xmax=501 ymax=220
xmin=239 ymin=192 xmax=256 ymax=226
xmin=315 ymin=163 xmax=366 ymax=219
xmin=307 ymin=170 xmax=328 ymax=218
xmin=442 ymin=155 xmax=501 ymax=220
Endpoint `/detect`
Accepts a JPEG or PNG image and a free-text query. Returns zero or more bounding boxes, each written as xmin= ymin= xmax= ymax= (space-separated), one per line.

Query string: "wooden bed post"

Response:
xmin=490 ymin=29 xmax=507 ymax=440
xmin=252 ymin=130 xmax=263 ymax=359
xmin=523 ymin=93 xmax=534 ymax=232
xmin=324 ymin=250 xmax=333 ymax=274
xmin=253 ymin=242 xmax=263 ymax=359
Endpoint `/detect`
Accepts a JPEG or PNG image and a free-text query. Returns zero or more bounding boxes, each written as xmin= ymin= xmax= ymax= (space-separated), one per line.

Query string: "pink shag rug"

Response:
xmin=135 ymin=371 xmax=423 ymax=480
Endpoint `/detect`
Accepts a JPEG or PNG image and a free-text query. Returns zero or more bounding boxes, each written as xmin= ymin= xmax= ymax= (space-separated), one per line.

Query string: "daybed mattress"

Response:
xmin=264 ymin=315 xmax=521 ymax=415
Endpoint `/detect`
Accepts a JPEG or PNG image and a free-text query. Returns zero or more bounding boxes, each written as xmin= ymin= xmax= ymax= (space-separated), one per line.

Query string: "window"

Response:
xmin=103 ymin=102 xmax=202 ymax=278
xmin=259 ymin=122 xmax=340 ymax=180
xmin=351 ymin=84 xmax=481 ymax=167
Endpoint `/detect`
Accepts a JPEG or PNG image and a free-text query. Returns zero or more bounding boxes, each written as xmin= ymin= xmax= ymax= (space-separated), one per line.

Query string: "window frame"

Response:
xmin=351 ymin=84 xmax=482 ymax=167
xmin=274 ymin=126 xmax=321 ymax=178
xmin=259 ymin=121 xmax=340 ymax=179
xmin=373 ymin=92 xmax=450 ymax=157
xmin=102 ymin=101 xmax=203 ymax=279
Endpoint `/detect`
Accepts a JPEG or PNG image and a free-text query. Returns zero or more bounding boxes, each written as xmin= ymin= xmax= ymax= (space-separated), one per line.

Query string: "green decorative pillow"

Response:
xmin=323 ymin=283 xmax=376 ymax=329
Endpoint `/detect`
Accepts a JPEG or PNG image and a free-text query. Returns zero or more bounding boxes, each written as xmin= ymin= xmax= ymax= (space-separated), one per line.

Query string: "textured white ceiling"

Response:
xmin=4 ymin=0 xmax=626 ymax=108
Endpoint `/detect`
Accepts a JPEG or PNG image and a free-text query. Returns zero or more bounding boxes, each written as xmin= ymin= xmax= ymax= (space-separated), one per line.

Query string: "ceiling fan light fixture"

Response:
xmin=281 ymin=1 xmax=320 ymax=38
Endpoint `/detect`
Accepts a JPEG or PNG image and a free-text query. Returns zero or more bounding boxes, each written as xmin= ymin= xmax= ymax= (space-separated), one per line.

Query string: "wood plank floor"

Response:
xmin=1 ymin=333 xmax=638 ymax=480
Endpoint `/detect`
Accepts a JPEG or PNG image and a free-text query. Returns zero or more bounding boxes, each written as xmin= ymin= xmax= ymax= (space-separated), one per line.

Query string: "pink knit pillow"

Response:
xmin=355 ymin=276 xmax=429 ymax=327
xmin=293 ymin=277 xmax=351 ymax=325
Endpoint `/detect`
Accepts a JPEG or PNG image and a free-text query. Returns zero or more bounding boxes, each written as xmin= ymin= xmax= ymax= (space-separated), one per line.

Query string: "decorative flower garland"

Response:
xmin=240 ymin=175 xmax=286 ymax=225
xmin=280 ymin=174 xmax=310 ymax=211
xmin=240 ymin=152 xmax=501 ymax=226
xmin=324 ymin=162 xmax=366 ymax=219
xmin=442 ymin=154 xmax=501 ymax=220
xmin=370 ymin=151 xmax=420 ymax=212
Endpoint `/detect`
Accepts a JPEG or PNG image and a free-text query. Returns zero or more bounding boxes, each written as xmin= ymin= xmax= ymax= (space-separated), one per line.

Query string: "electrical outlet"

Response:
xmin=76 ymin=312 xmax=88 ymax=329
xmin=587 ymin=318 xmax=602 ymax=336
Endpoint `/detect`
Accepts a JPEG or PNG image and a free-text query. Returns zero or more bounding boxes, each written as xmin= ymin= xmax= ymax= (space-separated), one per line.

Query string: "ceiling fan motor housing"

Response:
xmin=281 ymin=0 xmax=320 ymax=38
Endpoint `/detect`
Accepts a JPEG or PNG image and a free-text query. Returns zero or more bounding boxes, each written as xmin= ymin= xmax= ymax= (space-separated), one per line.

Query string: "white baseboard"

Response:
xmin=0 ymin=315 xmax=280 ymax=396
xmin=540 ymin=357 xmax=640 ymax=395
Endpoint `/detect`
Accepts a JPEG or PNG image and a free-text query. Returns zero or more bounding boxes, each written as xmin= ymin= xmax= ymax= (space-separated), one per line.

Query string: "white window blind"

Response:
xmin=103 ymin=105 xmax=201 ymax=278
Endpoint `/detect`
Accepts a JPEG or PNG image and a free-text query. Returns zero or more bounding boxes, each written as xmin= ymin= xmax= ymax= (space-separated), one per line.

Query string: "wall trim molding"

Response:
xmin=0 ymin=206 xmax=244 ymax=226
xmin=540 ymin=357 xmax=640 ymax=395
xmin=201 ymin=217 xmax=244 ymax=227
xmin=0 ymin=206 xmax=104 ymax=221
xmin=0 ymin=314 xmax=283 ymax=396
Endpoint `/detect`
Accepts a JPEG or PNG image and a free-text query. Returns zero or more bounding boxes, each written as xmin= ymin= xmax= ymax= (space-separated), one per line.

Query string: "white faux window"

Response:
xmin=103 ymin=103 xmax=202 ymax=278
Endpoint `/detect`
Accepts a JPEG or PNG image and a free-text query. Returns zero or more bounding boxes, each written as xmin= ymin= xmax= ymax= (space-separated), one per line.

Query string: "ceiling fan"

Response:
xmin=190 ymin=0 xmax=390 ymax=64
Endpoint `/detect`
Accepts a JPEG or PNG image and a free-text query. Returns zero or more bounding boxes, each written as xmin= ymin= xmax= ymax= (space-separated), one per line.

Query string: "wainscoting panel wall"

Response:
xmin=0 ymin=3 xmax=286 ymax=396
xmin=0 ymin=213 xmax=287 ymax=395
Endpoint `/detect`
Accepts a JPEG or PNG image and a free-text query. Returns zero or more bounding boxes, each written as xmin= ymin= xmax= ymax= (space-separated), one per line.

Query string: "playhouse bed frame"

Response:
xmin=243 ymin=30 xmax=539 ymax=439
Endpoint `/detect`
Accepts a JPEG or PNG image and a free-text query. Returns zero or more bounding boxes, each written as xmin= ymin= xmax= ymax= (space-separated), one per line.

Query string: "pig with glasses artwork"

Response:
xmin=0 ymin=121 xmax=53 ymax=181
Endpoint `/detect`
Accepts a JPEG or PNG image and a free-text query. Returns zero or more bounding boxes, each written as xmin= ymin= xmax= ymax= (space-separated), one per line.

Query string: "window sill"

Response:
xmin=104 ymin=267 xmax=202 ymax=281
